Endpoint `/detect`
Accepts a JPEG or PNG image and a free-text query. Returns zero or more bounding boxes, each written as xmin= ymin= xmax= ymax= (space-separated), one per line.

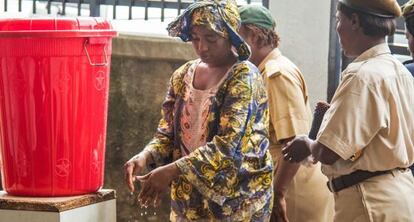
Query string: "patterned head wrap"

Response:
xmin=167 ymin=0 xmax=251 ymax=61
xmin=403 ymin=0 xmax=414 ymax=36
xmin=403 ymin=0 xmax=414 ymax=18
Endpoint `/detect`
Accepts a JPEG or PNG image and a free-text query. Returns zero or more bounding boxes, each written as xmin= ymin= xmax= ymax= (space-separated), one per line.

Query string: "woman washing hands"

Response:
xmin=134 ymin=154 xmax=179 ymax=207
xmin=124 ymin=0 xmax=273 ymax=221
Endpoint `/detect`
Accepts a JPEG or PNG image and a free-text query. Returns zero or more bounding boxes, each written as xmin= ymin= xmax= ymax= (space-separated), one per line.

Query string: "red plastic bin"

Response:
xmin=0 ymin=17 xmax=117 ymax=196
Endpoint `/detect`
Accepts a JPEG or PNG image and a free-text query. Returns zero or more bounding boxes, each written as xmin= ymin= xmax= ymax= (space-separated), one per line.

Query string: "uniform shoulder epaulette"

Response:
xmin=264 ymin=59 xmax=282 ymax=78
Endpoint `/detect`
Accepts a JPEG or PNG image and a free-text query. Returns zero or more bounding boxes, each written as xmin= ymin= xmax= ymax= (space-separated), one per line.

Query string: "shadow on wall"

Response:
xmin=105 ymin=35 xmax=197 ymax=222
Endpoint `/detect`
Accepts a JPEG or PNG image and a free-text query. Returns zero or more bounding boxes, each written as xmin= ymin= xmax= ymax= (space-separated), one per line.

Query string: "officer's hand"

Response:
xmin=282 ymin=136 xmax=312 ymax=163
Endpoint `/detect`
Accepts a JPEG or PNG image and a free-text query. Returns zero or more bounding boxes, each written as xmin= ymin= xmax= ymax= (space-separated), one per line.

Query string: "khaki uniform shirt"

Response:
xmin=259 ymin=48 xmax=334 ymax=222
xmin=317 ymin=43 xmax=414 ymax=178
xmin=258 ymin=48 xmax=312 ymax=158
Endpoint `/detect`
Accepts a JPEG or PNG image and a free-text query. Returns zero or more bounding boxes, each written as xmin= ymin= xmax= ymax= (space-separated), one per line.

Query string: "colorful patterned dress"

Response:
xmin=144 ymin=59 xmax=273 ymax=221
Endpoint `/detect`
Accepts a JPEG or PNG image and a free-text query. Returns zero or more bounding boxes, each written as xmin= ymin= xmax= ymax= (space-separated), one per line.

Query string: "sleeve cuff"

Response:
xmin=175 ymin=156 xmax=227 ymax=206
xmin=317 ymin=131 xmax=355 ymax=160
xmin=273 ymin=116 xmax=310 ymax=141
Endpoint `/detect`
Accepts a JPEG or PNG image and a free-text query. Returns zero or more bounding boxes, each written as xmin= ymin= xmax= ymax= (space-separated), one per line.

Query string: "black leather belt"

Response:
xmin=326 ymin=169 xmax=398 ymax=193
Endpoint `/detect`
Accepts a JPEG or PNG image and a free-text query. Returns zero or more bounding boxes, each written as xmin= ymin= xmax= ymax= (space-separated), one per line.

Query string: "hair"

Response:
xmin=242 ymin=24 xmax=280 ymax=49
xmin=337 ymin=2 xmax=396 ymax=37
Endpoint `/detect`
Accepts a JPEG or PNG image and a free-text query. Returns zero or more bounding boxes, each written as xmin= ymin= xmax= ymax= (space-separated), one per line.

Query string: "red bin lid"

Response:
xmin=0 ymin=17 xmax=118 ymax=38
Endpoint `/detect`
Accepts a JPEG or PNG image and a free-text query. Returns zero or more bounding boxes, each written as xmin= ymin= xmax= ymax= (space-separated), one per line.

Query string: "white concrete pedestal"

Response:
xmin=0 ymin=189 xmax=116 ymax=222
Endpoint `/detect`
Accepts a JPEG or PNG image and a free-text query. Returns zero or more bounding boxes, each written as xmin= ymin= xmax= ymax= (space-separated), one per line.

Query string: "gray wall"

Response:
xmin=269 ymin=0 xmax=331 ymax=106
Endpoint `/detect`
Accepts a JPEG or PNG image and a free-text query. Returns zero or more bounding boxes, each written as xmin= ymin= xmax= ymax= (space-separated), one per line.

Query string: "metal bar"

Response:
xmin=142 ymin=0 xmax=190 ymax=8
xmin=18 ymin=0 xmax=22 ymax=11
xmin=113 ymin=0 xmax=117 ymax=19
xmin=395 ymin=30 xmax=405 ymax=35
xmin=77 ymin=0 xmax=82 ymax=15
xmin=47 ymin=0 xmax=51 ymax=13
xmin=4 ymin=0 xmax=7 ymax=12
xmin=262 ymin=0 xmax=269 ymax=8
xmin=89 ymin=0 xmax=100 ymax=16
xmin=34 ymin=0 xmax=209 ymax=18
xmin=144 ymin=0 xmax=148 ymax=20
xmin=327 ymin=0 xmax=341 ymax=102
xmin=33 ymin=0 xmax=36 ymax=13
xmin=129 ymin=0 xmax=134 ymax=19
xmin=389 ymin=43 xmax=410 ymax=56
xmin=161 ymin=0 xmax=165 ymax=22
xmin=62 ymin=0 xmax=66 ymax=15
xmin=41 ymin=0 xmax=193 ymax=9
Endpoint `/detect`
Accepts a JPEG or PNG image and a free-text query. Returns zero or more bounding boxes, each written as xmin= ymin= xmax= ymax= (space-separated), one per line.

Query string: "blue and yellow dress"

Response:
xmin=144 ymin=59 xmax=273 ymax=221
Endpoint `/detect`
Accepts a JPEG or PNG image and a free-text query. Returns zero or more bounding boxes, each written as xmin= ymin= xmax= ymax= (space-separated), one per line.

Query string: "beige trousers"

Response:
xmin=271 ymin=147 xmax=334 ymax=222
xmin=334 ymin=168 xmax=414 ymax=222
xmin=284 ymin=162 xmax=335 ymax=222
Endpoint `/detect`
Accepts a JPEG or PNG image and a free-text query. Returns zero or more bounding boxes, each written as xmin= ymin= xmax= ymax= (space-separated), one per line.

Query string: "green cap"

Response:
xmin=239 ymin=5 xmax=275 ymax=30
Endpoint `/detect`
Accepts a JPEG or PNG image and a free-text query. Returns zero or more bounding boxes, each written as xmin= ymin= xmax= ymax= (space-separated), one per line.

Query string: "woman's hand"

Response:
xmin=270 ymin=194 xmax=289 ymax=222
xmin=136 ymin=162 xmax=180 ymax=207
xmin=124 ymin=151 xmax=152 ymax=192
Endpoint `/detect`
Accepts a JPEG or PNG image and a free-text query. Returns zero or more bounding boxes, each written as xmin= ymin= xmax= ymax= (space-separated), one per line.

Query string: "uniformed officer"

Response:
xmin=402 ymin=0 xmax=414 ymax=176
xmin=238 ymin=5 xmax=334 ymax=222
xmin=282 ymin=0 xmax=414 ymax=221
xmin=402 ymin=0 xmax=414 ymax=76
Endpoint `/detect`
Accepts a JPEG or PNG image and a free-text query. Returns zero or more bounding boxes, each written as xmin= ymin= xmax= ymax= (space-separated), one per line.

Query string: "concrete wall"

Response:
xmin=269 ymin=0 xmax=332 ymax=106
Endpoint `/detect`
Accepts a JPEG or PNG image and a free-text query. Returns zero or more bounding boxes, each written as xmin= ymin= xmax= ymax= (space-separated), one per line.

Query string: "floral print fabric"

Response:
xmin=144 ymin=59 xmax=273 ymax=221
